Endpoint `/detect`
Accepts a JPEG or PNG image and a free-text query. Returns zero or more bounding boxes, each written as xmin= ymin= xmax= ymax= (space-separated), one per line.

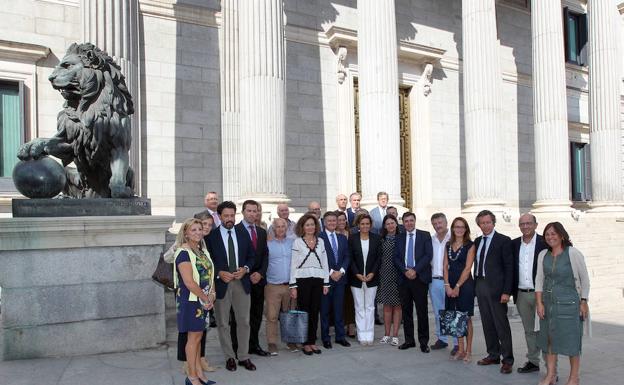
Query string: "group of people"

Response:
xmin=171 ymin=191 xmax=590 ymax=385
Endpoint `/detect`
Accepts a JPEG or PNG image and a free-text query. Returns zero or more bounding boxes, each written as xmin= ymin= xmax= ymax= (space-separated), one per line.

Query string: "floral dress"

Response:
xmin=175 ymin=248 xmax=214 ymax=332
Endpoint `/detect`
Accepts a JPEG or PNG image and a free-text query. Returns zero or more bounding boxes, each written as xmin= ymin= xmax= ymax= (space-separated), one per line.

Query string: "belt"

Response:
xmin=518 ymin=288 xmax=535 ymax=293
xmin=269 ymin=282 xmax=289 ymax=285
xmin=432 ymin=276 xmax=443 ymax=280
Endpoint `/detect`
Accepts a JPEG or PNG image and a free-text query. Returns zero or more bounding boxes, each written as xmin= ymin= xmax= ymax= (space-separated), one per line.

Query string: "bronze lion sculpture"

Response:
xmin=18 ymin=42 xmax=135 ymax=198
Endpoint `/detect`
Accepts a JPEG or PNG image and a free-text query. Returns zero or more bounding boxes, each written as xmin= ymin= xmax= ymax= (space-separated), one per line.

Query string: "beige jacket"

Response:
xmin=534 ymin=246 xmax=591 ymax=336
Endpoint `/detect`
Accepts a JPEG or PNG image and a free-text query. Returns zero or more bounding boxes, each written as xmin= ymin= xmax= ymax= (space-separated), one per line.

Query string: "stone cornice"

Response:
xmin=324 ymin=25 xmax=446 ymax=64
xmin=139 ymin=0 xmax=220 ymax=27
xmin=36 ymin=0 xmax=79 ymax=7
xmin=0 ymin=40 xmax=50 ymax=63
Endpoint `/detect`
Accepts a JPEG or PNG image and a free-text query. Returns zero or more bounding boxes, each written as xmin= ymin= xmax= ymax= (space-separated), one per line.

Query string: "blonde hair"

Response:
xmin=175 ymin=218 xmax=203 ymax=249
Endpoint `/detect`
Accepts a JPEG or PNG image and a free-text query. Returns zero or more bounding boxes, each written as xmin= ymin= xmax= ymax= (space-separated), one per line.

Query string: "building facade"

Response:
xmin=1 ymin=0 xmax=623 ymax=220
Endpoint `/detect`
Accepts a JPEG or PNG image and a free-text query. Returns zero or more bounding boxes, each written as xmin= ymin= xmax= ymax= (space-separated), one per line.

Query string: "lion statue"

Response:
xmin=18 ymin=42 xmax=135 ymax=198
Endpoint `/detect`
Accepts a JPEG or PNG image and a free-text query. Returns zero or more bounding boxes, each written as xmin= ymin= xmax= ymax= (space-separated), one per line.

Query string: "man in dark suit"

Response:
xmin=393 ymin=212 xmax=433 ymax=353
xmin=473 ymin=210 xmax=514 ymax=374
xmin=206 ymin=201 xmax=257 ymax=372
xmin=512 ymin=213 xmax=547 ymax=374
xmin=231 ymin=200 xmax=269 ymax=357
xmin=346 ymin=192 xmax=361 ymax=228
xmin=319 ymin=211 xmax=351 ymax=349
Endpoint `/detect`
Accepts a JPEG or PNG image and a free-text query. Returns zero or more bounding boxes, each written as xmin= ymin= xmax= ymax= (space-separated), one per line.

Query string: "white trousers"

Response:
xmin=351 ymin=284 xmax=377 ymax=342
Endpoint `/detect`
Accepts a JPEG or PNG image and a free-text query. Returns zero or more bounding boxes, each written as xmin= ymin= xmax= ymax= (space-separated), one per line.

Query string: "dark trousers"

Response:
xmin=297 ymin=277 xmax=323 ymax=345
xmin=400 ymin=278 xmax=429 ymax=346
xmin=321 ymin=283 xmax=346 ymax=342
xmin=177 ymin=330 xmax=207 ymax=361
xmin=475 ymin=278 xmax=514 ymax=365
xmin=230 ymin=283 xmax=265 ymax=353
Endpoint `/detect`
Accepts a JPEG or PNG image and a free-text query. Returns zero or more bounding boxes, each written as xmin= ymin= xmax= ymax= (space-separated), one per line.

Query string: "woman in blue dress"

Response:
xmin=174 ymin=218 xmax=216 ymax=385
xmin=443 ymin=217 xmax=476 ymax=362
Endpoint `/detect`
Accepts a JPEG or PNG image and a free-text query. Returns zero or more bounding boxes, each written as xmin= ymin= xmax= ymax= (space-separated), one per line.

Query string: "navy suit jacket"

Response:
xmin=235 ymin=222 xmax=269 ymax=286
xmin=319 ymin=231 xmax=350 ymax=286
xmin=511 ymin=234 xmax=547 ymax=302
xmin=206 ymin=225 xmax=256 ymax=299
xmin=347 ymin=208 xmax=357 ymax=228
xmin=474 ymin=231 xmax=513 ymax=297
xmin=393 ymin=229 xmax=433 ymax=285
xmin=348 ymin=233 xmax=382 ymax=288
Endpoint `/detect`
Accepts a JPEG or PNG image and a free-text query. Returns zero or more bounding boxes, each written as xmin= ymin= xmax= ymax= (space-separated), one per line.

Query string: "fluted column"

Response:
xmin=82 ymin=0 xmax=140 ymax=190
xmin=239 ymin=0 xmax=289 ymax=208
xmin=357 ymin=0 xmax=404 ymax=207
xmin=220 ymin=0 xmax=240 ymax=203
xmin=81 ymin=0 xmax=141 ymax=194
xmin=462 ymin=0 xmax=505 ymax=211
xmin=587 ymin=0 xmax=624 ymax=210
xmin=336 ymin=46 xmax=357 ymax=196
xmin=531 ymin=0 xmax=572 ymax=213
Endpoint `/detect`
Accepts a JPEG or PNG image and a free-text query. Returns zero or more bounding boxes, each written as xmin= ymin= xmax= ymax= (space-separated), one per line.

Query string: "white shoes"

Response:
xmin=379 ymin=336 xmax=390 ymax=344
xmin=391 ymin=337 xmax=399 ymax=346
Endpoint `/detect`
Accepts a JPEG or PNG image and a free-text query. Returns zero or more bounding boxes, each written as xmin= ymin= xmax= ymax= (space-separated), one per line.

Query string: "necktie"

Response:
xmin=212 ymin=212 xmax=219 ymax=225
xmin=406 ymin=233 xmax=415 ymax=268
xmin=477 ymin=236 xmax=487 ymax=277
xmin=249 ymin=224 xmax=257 ymax=250
xmin=227 ymin=230 xmax=237 ymax=272
xmin=330 ymin=232 xmax=339 ymax=264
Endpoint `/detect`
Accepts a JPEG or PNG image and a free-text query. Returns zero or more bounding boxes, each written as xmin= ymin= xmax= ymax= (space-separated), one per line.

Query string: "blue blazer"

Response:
xmin=319 ymin=231 xmax=350 ymax=286
xmin=393 ymin=229 xmax=433 ymax=285
xmin=347 ymin=208 xmax=357 ymax=228
xmin=206 ymin=225 xmax=256 ymax=299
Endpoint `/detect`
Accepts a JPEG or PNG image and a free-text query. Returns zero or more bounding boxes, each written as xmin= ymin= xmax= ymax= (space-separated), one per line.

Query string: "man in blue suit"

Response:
xmin=319 ymin=211 xmax=351 ymax=349
xmin=369 ymin=191 xmax=389 ymax=234
xmin=206 ymin=201 xmax=257 ymax=372
xmin=393 ymin=212 xmax=433 ymax=353
xmin=346 ymin=192 xmax=361 ymax=228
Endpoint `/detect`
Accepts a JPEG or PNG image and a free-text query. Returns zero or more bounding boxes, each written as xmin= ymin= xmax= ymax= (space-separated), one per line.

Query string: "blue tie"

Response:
xmin=407 ymin=233 xmax=415 ymax=268
xmin=330 ymin=232 xmax=339 ymax=264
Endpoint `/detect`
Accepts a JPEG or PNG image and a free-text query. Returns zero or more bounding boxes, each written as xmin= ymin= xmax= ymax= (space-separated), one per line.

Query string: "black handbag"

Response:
xmin=152 ymin=252 xmax=175 ymax=290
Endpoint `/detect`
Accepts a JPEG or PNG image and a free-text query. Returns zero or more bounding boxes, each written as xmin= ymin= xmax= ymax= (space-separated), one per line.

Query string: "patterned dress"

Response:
xmin=175 ymin=248 xmax=214 ymax=332
xmin=376 ymin=235 xmax=401 ymax=306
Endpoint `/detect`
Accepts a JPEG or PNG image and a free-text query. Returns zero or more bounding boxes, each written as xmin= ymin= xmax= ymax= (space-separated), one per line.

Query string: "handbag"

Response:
xmin=152 ymin=252 xmax=175 ymax=291
xmin=279 ymin=300 xmax=308 ymax=344
xmin=439 ymin=309 xmax=469 ymax=337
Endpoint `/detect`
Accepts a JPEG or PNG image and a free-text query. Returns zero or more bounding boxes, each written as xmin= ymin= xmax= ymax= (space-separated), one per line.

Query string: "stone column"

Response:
xmin=357 ymin=0 xmax=404 ymax=207
xmin=587 ymin=0 xmax=624 ymax=211
xmin=238 ymin=0 xmax=289 ymax=209
xmin=531 ymin=0 xmax=572 ymax=213
xmin=336 ymin=46 xmax=357 ymax=196
xmin=81 ymin=0 xmax=141 ymax=194
xmin=461 ymin=0 xmax=505 ymax=212
xmin=220 ymin=0 xmax=240 ymax=203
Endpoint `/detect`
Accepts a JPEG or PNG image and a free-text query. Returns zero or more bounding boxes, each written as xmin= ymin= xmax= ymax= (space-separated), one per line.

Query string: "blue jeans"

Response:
xmin=430 ymin=278 xmax=457 ymax=345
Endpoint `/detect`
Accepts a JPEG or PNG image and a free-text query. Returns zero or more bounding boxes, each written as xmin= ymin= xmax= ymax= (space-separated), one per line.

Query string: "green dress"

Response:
xmin=537 ymin=247 xmax=583 ymax=356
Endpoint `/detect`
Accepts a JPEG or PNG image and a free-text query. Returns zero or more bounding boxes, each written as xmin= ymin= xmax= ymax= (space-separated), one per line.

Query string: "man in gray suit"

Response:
xmin=369 ymin=191 xmax=389 ymax=234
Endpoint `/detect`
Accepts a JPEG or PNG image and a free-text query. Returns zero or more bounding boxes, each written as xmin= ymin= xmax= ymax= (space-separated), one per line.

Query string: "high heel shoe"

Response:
xmin=463 ymin=352 xmax=472 ymax=363
xmin=538 ymin=375 xmax=558 ymax=385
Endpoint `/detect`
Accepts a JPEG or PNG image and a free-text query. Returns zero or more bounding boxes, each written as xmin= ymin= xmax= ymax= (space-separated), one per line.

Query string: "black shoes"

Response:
xmin=303 ymin=349 xmax=313 ymax=356
xmin=517 ymin=361 xmax=540 ymax=373
xmin=323 ymin=341 xmax=333 ymax=349
xmin=420 ymin=345 xmax=431 ymax=353
xmin=237 ymin=359 xmax=256 ymax=371
xmin=312 ymin=348 xmax=322 ymax=354
xmin=335 ymin=339 xmax=351 ymax=347
xmin=249 ymin=346 xmax=269 ymax=357
xmin=398 ymin=342 xmax=416 ymax=350
xmin=225 ymin=358 xmax=236 ymax=371
xmin=430 ymin=339 xmax=448 ymax=350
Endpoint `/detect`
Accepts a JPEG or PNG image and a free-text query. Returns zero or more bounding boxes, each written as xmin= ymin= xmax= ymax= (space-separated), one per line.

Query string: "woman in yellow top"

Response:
xmin=174 ymin=218 xmax=216 ymax=385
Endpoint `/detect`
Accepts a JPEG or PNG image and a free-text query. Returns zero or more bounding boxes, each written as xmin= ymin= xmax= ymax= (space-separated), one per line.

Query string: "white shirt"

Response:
xmin=403 ymin=231 xmax=416 ymax=268
xmin=361 ymin=238 xmax=370 ymax=273
xmin=378 ymin=206 xmax=387 ymax=217
xmin=431 ymin=230 xmax=451 ymax=278
xmin=476 ymin=230 xmax=495 ymax=277
xmin=219 ymin=225 xmax=239 ymax=266
xmin=325 ymin=229 xmax=345 ymax=275
xmin=518 ymin=233 xmax=537 ymax=289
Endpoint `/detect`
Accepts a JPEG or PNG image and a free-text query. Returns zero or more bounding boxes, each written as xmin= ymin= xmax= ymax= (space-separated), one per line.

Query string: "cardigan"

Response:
xmin=534 ymin=246 xmax=591 ymax=336
xmin=173 ymin=247 xmax=214 ymax=302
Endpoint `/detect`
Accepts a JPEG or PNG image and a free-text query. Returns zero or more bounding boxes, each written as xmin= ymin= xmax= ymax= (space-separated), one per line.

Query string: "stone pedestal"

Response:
xmin=0 ymin=215 xmax=173 ymax=360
